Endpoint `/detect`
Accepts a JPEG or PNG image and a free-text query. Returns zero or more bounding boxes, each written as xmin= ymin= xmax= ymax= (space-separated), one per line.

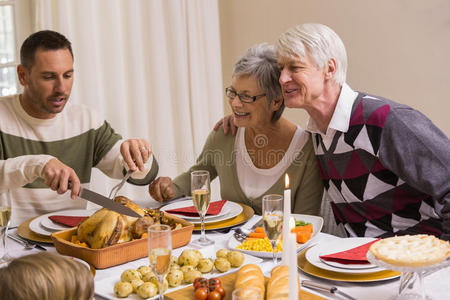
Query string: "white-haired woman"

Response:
xmin=150 ymin=43 xmax=323 ymax=215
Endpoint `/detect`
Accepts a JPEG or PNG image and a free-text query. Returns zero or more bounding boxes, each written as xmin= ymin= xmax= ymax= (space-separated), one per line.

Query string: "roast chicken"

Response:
xmin=76 ymin=196 xmax=179 ymax=249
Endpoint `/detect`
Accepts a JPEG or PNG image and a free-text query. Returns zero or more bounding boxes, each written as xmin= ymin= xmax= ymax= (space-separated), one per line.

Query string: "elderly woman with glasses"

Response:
xmin=149 ymin=43 xmax=323 ymax=215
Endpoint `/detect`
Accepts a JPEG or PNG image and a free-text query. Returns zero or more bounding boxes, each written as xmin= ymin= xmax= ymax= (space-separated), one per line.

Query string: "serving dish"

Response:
xmin=228 ymin=214 xmax=323 ymax=258
xmin=51 ymin=213 xmax=194 ymax=269
xmin=164 ymin=272 xmax=326 ymax=300
xmin=94 ymin=247 xmax=263 ymax=300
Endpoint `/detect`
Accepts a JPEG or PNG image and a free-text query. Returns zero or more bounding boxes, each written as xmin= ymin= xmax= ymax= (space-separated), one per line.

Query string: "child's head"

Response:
xmin=0 ymin=252 xmax=94 ymax=300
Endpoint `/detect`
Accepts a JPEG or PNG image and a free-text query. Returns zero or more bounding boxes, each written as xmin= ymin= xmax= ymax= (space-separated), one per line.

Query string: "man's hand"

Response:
xmin=121 ymin=139 xmax=152 ymax=172
xmin=42 ymin=158 xmax=80 ymax=200
xmin=149 ymin=177 xmax=175 ymax=202
xmin=213 ymin=114 xmax=237 ymax=135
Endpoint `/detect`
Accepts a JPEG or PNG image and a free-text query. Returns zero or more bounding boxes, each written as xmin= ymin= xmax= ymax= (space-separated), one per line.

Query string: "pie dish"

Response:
xmin=369 ymin=234 xmax=450 ymax=267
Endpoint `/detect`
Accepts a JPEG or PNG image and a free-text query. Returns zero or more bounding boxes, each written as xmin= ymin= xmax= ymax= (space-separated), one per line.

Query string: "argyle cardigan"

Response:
xmin=313 ymin=93 xmax=450 ymax=239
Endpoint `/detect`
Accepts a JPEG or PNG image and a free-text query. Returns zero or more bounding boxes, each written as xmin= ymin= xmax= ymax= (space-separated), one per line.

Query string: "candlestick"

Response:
xmin=288 ymin=217 xmax=299 ymax=300
xmin=282 ymin=174 xmax=291 ymax=265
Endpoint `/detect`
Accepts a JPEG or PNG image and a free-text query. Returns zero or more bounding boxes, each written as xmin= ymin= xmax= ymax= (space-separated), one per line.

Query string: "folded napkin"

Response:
xmin=165 ymin=200 xmax=227 ymax=217
xmin=48 ymin=215 xmax=88 ymax=227
xmin=319 ymin=239 xmax=381 ymax=264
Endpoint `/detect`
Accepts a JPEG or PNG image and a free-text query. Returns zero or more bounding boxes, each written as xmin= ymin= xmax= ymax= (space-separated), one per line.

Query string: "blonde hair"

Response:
xmin=277 ymin=23 xmax=348 ymax=85
xmin=0 ymin=252 xmax=94 ymax=300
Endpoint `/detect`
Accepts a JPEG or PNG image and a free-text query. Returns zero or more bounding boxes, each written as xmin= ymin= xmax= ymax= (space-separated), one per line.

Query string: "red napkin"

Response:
xmin=48 ymin=215 xmax=88 ymax=227
xmin=165 ymin=200 xmax=227 ymax=217
xmin=319 ymin=239 xmax=381 ymax=264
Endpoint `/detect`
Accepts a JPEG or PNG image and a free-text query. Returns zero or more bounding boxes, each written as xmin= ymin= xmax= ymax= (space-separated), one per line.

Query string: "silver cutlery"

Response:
xmin=68 ymin=181 xmax=141 ymax=217
xmin=297 ymin=242 xmax=317 ymax=253
xmin=7 ymin=234 xmax=47 ymax=251
xmin=109 ymin=169 xmax=133 ymax=199
xmin=301 ymin=280 xmax=357 ymax=300
xmin=233 ymin=218 xmax=263 ymax=242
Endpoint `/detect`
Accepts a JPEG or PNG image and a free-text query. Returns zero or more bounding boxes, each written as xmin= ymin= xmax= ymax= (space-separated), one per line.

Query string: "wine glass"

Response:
xmin=0 ymin=197 xmax=12 ymax=263
xmin=191 ymin=170 xmax=214 ymax=246
xmin=148 ymin=224 xmax=172 ymax=300
xmin=262 ymin=194 xmax=283 ymax=265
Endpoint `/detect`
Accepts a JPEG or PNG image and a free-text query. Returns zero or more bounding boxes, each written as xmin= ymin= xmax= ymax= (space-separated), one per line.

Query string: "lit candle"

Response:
xmin=282 ymin=174 xmax=291 ymax=265
xmin=288 ymin=217 xmax=299 ymax=300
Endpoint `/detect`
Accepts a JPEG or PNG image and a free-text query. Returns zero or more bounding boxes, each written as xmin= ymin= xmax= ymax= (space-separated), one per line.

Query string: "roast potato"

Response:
xmin=214 ymin=257 xmax=231 ymax=273
xmin=183 ymin=269 xmax=202 ymax=283
xmin=227 ymin=251 xmax=245 ymax=267
xmin=167 ymin=269 xmax=184 ymax=287
xmin=137 ymin=282 xmax=158 ymax=299
xmin=114 ymin=281 xmax=133 ymax=298
xmin=197 ymin=258 xmax=214 ymax=273
xmin=137 ymin=265 xmax=153 ymax=277
xmin=178 ymin=249 xmax=201 ymax=267
xmin=216 ymin=249 xmax=229 ymax=259
xmin=130 ymin=278 xmax=144 ymax=293
xmin=120 ymin=269 xmax=141 ymax=282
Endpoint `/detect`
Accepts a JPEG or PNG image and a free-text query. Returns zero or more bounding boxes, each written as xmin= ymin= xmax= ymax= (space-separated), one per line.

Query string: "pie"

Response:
xmin=369 ymin=234 xmax=450 ymax=267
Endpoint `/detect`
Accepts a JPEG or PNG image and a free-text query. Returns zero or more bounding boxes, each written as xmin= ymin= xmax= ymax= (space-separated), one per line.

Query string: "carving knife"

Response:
xmin=76 ymin=187 xmax=141 ymax=218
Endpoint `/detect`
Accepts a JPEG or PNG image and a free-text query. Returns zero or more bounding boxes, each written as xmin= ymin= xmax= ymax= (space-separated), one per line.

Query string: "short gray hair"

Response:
xmin=276 ymin=23 xmax=347 ymax=85
xmin=232 ymin=43 xmax=284 ymax=122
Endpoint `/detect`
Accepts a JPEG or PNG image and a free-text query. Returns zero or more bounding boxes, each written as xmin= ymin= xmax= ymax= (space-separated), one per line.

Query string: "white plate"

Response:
xmin=40 ymin=209 xmax=95 ymax=232
xmin=228 ymin=214 xmax=323 ymax=259
xmin=305 ymin=237 xmax=386 ymax=274
xmin=161 ymin=200 xmax=242 ymax=224
xmin=164 ymin=199 xmax=231 ymax=220
xmin=29 ymin=209 xmax=96 ymax=236
xmin=94 ymin=247 xmax=263 ymax=300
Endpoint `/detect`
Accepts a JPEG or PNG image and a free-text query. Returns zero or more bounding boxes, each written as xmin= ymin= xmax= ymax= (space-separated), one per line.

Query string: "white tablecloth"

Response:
xmin=4 ymin=216 xmax=450 ymax=300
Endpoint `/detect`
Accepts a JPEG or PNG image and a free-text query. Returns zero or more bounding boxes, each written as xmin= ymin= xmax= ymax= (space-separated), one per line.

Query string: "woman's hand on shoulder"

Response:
xmin=149 ymin=177 xmax=175 ymax=202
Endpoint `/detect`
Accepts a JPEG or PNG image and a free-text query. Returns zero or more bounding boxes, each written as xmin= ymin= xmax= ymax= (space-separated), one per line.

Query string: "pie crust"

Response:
xmin=369 ymin=235 xmax=450 ymax=267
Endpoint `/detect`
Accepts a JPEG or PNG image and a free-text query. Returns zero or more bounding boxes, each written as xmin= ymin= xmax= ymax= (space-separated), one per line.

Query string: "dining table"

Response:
xmin=4 ymin=215 xmax=450 ymax=300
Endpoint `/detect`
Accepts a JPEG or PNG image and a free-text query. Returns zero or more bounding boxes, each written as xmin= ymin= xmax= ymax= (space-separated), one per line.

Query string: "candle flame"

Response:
xmin=289 ymin=217 xmax=295 ymax=230
xmin=285 ymin=173 xmax=290 ymax=189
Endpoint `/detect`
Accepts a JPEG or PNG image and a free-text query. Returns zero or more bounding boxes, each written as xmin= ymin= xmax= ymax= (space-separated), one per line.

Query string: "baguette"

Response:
xmin=266 ymin=265 xmax=300 ymax=300
xmin=234 ymin=264 xmax=265 ymax=297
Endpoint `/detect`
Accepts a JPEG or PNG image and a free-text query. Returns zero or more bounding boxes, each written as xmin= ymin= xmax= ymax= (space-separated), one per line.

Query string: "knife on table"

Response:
xmin=74 ymin=186 xmax=141 ymax=218
xmin=301 ymin=280 xmax=357 ymax=300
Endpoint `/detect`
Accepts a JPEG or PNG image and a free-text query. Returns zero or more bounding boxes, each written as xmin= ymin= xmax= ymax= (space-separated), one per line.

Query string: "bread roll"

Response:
xmin=234 ymin=264 xmax=265 ymax=297
xmin=266 ymin=266 xmax=300 ymax=300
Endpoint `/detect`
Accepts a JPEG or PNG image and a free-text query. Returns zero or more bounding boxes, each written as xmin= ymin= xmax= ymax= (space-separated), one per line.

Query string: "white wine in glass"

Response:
xmin=0 ymin=197 xmax=12 ymax=263
xmin=148 ymin=224 xmax=172 ymax=300
xmin=191 ymin=170 xmax=214 ymax=246
xmin=262 ymin=194 xmax=283 ymax=265
xmin=192 ymin=188 xmax=210 ymax=215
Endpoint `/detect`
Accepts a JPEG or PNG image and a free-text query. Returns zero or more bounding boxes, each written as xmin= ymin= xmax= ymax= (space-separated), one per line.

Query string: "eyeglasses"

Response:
xmin=225 ymin=87 xmax=266 ymax=103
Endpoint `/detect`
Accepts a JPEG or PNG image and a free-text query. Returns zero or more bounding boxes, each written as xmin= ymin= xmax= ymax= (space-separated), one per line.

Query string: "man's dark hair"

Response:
xmin=20 ymin=30 xmax=73 ymax=69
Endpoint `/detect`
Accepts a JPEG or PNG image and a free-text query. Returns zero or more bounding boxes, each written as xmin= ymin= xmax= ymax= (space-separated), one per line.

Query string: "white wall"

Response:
xmin=219 ymin=0 xmax=450 ymax=136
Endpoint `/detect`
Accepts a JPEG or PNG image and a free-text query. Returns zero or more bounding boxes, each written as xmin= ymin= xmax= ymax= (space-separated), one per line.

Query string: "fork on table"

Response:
xmin=233 ymin=218 xmax=263 ymax=242
xmin=7 ymin=234 xmax=47 ymax=251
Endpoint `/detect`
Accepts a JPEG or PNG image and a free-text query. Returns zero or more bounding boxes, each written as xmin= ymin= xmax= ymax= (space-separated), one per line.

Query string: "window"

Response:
xmin=0 ymin=0 xmax=18 ymax=96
